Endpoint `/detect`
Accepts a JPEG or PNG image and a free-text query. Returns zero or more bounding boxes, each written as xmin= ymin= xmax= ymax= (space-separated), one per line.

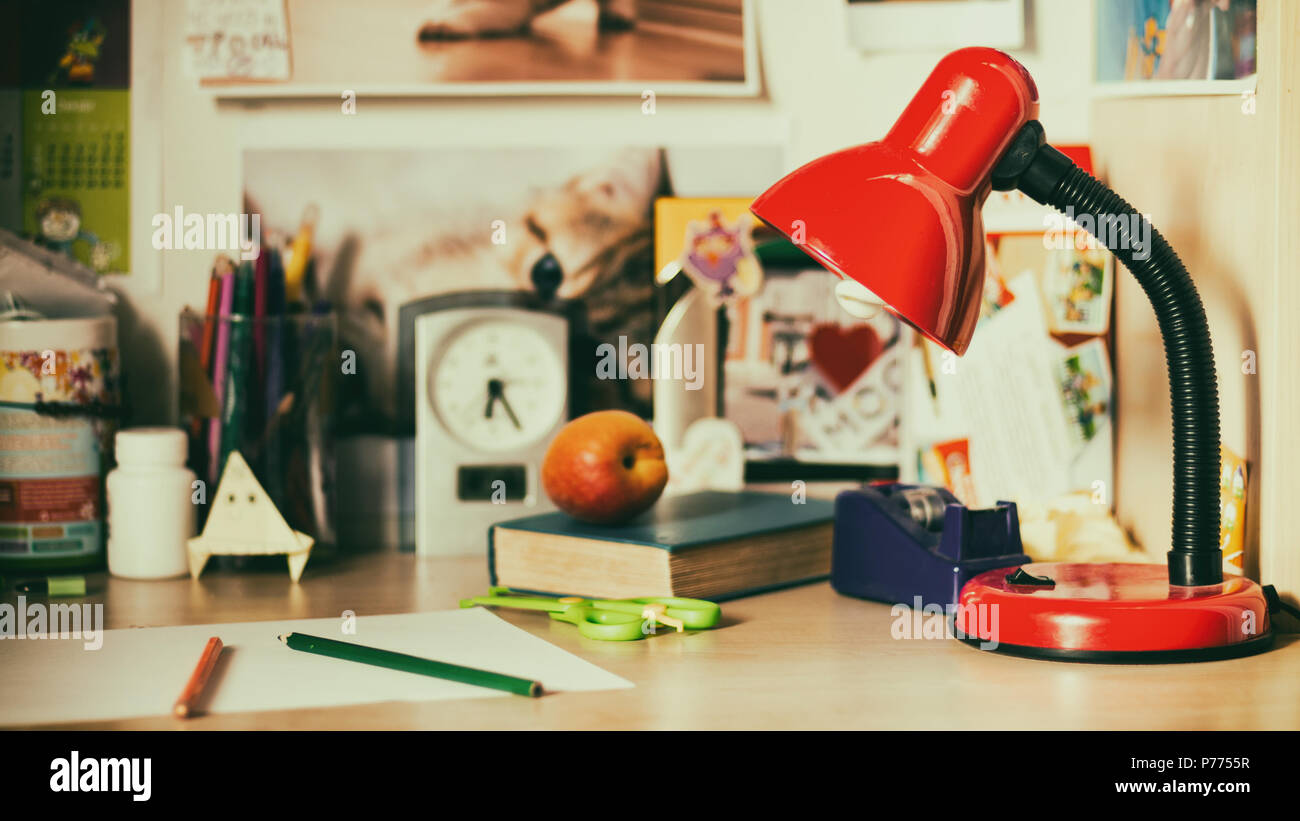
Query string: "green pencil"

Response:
xmin=278 ymin=632 xmax=543 ymax=697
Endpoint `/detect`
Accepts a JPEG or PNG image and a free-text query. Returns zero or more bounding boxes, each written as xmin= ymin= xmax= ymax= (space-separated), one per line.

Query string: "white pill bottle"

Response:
xmin=106 ymin=427 xmax=196 ymax=579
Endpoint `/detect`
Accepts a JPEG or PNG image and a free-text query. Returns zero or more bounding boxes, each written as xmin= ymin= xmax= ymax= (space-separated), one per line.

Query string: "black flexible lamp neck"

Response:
xmin=992 ymin=122 xmax=1223 ymax=587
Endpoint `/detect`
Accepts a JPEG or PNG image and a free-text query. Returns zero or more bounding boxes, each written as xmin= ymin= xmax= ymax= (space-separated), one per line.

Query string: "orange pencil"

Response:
xmin=173 ymin=636 xmax=224 ymax=719
xmin=199 ymin=264 xmax=225 ymax=374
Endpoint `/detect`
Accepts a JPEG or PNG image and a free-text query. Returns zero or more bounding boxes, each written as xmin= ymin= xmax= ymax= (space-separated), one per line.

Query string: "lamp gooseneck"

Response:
xmin=994 ymin=123 xmax=1223 ymax=587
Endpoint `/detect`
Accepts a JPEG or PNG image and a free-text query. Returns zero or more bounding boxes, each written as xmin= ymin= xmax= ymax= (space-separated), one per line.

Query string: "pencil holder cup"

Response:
xmin=178 ymin=309 xmax=338 ymax=554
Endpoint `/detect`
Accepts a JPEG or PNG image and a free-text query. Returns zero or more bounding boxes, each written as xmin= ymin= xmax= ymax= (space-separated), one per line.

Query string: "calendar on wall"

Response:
xmin=1 ymin=0 xmax=131 ymax=275
xmin=21 ymin=89 xmax=130 ymax=274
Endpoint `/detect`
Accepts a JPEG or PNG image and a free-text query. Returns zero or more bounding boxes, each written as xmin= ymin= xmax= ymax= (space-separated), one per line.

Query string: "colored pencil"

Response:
xmin=284 ymin=207 xmax=315 ymax=304
xmin=189 ymin=270 xmax=222 ymax=449
xmin=251 ymin=250 xmax=270 ymax=432
xmin=264 ymin=247 xmax=286 ymax=422
xmin=207 ymin=270 xmax=236 ymax=486
xmin=253 ymin=248 xmax=269 ymax=379
xmin=218 ymin=264 xmax=255 ymax=480
xmin=278 ymin=632 xmax=543 ymax=697
xmin=262 ymin=249 xmax=287 ymax=503
xmin=173 ymin=636 xmax=224 ymax=718
xmin=199 ymin=270 xmax=221 ymax=374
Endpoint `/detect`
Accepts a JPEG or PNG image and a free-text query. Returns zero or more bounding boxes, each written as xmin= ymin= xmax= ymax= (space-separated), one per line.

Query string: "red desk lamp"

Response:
xmin=751 ymin=48 xmax=1276 ymax=662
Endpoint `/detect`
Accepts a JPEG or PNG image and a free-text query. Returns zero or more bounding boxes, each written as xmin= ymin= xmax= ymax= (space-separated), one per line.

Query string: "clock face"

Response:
xmin=429 ymin=319 xmax=566 ymax=453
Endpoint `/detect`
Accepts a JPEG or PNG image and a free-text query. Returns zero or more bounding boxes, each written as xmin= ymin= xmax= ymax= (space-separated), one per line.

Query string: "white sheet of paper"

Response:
xmin=949 ymin=272 xmax=1075 ymax=506
xmin=0 ymin=608 xmax=631 ymax=726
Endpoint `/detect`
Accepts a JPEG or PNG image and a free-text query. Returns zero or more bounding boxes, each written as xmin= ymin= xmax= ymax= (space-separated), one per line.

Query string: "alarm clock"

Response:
xmin=407 ymin=292 xmax=581 ymax=555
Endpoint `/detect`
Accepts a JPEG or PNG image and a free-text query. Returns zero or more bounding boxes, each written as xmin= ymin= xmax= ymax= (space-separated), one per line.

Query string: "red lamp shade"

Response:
xmin=750 ymin=47 xmax=1038 ymax=354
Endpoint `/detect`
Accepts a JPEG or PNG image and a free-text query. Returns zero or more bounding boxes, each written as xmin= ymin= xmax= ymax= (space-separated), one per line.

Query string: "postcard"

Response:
xmin=1055 ymin=338 xmax=1113 ymax=449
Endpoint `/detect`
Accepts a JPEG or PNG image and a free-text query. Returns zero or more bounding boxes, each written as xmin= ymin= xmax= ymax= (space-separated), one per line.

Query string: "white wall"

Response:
xmin=119 ymin=0 xmax=1092 ymax=424
xmin=762 ymin=0 xmax=1092 ymax=165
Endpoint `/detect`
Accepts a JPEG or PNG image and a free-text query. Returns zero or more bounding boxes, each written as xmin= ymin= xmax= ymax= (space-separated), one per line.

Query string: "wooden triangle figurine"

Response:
xmin=188 ymin=450 xmax=315 ymax=582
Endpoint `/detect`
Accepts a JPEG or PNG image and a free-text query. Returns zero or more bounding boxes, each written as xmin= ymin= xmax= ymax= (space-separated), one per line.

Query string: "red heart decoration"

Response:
xmin=807 ymin=323 xmax=883 ymax=394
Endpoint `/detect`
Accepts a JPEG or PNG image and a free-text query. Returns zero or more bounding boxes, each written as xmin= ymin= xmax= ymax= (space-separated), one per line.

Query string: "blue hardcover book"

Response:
xmin=489 ymin=491 xmax=835 ymax=601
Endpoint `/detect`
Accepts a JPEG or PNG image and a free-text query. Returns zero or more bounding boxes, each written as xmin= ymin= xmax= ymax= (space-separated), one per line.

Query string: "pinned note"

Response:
xmin=184 ymin=0 xmax=291 ymax=83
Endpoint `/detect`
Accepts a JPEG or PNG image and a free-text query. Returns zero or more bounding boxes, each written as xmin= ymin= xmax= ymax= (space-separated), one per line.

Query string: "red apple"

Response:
xmin=541 ymin=411 xmax=668 ymax=524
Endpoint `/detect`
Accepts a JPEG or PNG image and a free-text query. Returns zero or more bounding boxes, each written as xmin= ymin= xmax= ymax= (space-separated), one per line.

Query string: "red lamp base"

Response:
xmin=953 ymin=562 xmax=1275 ymax=663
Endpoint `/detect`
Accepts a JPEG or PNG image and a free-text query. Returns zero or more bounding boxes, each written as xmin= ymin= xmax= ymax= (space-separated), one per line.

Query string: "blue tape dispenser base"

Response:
xmin=830 ymin=483 xmax=1030 ymax=609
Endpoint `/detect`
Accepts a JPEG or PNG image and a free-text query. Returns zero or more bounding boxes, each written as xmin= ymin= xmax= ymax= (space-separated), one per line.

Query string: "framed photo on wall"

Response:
xmin=243 ymin=144 xmax=784 ymax=432
xmin=1093 ymin=0 xmax=1258 ymax=97
xmin=188 ymin=0 xmax=760 ymax=97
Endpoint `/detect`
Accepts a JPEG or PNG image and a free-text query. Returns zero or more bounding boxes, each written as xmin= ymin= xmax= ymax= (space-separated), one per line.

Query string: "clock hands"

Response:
xmin=498 ymin=392 xmax=522 ymax=431
xmin=484 ymin=378 xmax=522 ymax=430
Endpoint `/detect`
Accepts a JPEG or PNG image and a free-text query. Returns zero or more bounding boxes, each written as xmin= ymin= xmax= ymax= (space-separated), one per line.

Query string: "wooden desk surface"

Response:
xmin=10 ymin=552 xmax=1300 ymax=730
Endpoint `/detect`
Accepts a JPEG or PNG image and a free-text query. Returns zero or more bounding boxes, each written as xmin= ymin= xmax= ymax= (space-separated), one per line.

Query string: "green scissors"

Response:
xmin=460 ymin=587 xmax=721 ymax=641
